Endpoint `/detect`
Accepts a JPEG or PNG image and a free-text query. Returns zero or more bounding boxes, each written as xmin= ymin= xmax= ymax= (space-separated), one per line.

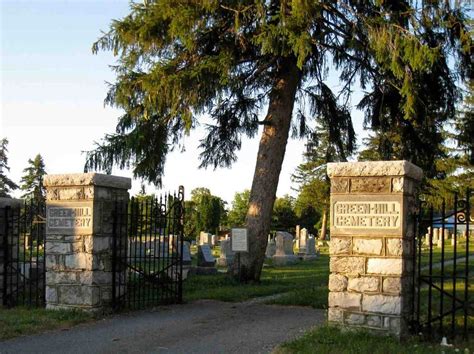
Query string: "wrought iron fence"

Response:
xmin=412 ymin=189 xmax=472 ymax=340
xmin=112 ymin=187 xmax=185 ymax=310
xmin=2 ymin=199 xmax=46 ymax=307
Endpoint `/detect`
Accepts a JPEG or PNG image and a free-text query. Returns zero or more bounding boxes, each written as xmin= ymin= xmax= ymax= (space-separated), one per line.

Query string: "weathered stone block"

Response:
xmin=45 ymin=286 xmax=58 ymax=303
xmin=347 ymin=277 xmax=379 ymax=293
xmin=329 ymin=292 xmax=361 ymax=310
xmin=345 ymin=313 xmax=365 ymax=325
xmin=329 ymin=237 xmax=351 ymax=255
xmin=84 ymin=236 xmax=111 ymax=253
xmin=362 ymin=294 xmax=401 ymax=315
xmin=383 ymin=277 xmax=401 ymax=294
xmin=46 ymin=271 xmax=78 ymax=284
xmin=350 ymin=177 xmax=391 ymax=193
xmin=353 ymin=239 xmax=383 ymax=255
xmin=65 ymin=253 xmax=93 ymax=270
xmin=328 ymin=308 xmax=344 ymax=323
xmin=59 ymin=285 xmax=101 ymax=306
xmin=330 ymin=257 xmax=365 ymax=275
xmin=366 ymin=315 xmax=382 ymax=328
xmin=331 ymin=178 xmax=349 ymax=193
xmin=45 ymin=255 xmax=57 ymax=270
xmin=367 ymin=258 xmax=402 ymax=275
xmin=46 ymin=242 xmax=71 ymax=254
xmin=386 ymin=238 xmax=402 ymax=256
xmin=328 ymin=274 xmax=348 ymax=292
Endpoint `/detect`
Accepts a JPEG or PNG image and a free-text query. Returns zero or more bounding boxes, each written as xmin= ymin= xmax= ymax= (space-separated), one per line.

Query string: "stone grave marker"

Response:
xmin=265 ymin=236 xmax=276 ymax=258
xmin=303 ymin=236 xmax=318 ymax=260
xmin=299 ymin=228 xmax=308 ymax=251
xmin=197 ymin=244 xmax=215 ymax=267
xmin=272 ymin=231 xmax=298 ymax=266
xmin=211 ymin=235 xmax=217 ymax=247
xmin=199 ymin=231 xmax=211 ymax=246
xmin=217 ymin=239 xmax=234 ymax=267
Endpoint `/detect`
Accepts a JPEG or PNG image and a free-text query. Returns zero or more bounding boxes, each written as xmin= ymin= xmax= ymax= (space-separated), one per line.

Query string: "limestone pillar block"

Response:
xmin=327 ymin=160 xmax=422 ymax=337
xmin=44 ymin=173 xmax=131 ymax=312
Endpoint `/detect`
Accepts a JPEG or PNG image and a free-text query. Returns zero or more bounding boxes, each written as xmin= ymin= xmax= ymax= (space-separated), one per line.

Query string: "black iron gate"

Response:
xmin=112 ymin=187 xmax=185 ymax=310
xmin=412 ymin=189 xmax=472 ymax=340
xmin=1 ymin=199 xmax=46 ymax=307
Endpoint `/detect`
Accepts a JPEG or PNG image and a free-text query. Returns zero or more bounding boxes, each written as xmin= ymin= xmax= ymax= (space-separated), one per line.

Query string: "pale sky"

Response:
xmin=1 ymin=0 xmax=367 ymax=204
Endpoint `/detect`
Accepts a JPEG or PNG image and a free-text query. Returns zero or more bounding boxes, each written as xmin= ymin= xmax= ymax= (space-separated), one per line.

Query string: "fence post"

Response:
xmin=43 ymin=173 xmax=130 ymax=313
xmin=0 ymin=198 xmax=22 ymax=307
xmin=327 ymin=160 xmax=423 ymax=337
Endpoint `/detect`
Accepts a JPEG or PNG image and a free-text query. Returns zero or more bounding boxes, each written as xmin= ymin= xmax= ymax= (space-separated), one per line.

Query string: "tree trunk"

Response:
xmin=320 ymin=210 xmax=327 ymax=240
xmin=232 ymin=57 xmax=301 ymax=282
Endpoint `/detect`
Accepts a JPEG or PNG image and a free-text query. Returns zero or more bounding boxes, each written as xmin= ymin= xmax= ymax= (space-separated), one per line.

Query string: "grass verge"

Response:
xmin=183 ymin=255 xmax=329 ymax=306
xmin=276 ymin=325 xmax=474 ymax=354
xmin=0 ymin=307 xmax=93 ymax=341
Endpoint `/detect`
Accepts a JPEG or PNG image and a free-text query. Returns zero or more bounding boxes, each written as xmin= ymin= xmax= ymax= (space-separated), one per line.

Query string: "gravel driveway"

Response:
xmin=0 ymin=300 xmax=325 ymax=354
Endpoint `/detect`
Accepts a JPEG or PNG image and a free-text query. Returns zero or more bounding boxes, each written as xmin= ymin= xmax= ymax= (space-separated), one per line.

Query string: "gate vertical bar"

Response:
xmin=428 ymin=206 xmax=434 ymax=337
xmin=440 ymin=199 xmax=446 ymax=335
xmin=463 ymin=188 xmax=470 ymax=339
xmin=179 ymin=186 xmax=184 ymax=303
xmin=112 ymin=200 xmax=117 ymax=310
xmin=2 ymin=206 xmax=9 ymax=306
xmin=451 ymin=192 xmax=458 ymax=339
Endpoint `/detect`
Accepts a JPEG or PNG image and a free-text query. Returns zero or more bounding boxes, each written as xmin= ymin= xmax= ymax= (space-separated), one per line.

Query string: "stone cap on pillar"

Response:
xmin=44 ymin=173 xmax=132 ymax=190
xmin=327 ymin=160 xmax=423 ymax=181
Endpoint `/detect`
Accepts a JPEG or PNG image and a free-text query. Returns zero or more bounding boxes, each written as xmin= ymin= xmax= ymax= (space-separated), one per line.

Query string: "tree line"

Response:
xmin=0 ymin=138 xmax=47 ymax=203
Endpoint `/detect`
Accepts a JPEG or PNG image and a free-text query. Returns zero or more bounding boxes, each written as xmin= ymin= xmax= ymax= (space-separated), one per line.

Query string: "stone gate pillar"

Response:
xmin=327 ymin=160 xmax=422 ymax=336
xmin=44 ymin=173 xmax=130 ymax=312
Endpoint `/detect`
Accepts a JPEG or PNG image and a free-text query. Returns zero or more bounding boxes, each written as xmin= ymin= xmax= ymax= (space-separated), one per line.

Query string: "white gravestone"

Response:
xmin=299 ymin=228 xmax=308 ymax=252
xmin=217 ymin=239 xmax=234 ymax=267
xmin=197 ymin=245 xmax=215 ymax=267
xmin=272 ymin=231 xmax=298 ymax=266
xmin=211 ymin=235 xmax=217 ymax=247
xmin=265 ymin=236 xmax=276 ymax=258
xmin=199 ymin=231 xmax=210 ymax=246
xmin=303 ymin=236 xmax=318 ymax=260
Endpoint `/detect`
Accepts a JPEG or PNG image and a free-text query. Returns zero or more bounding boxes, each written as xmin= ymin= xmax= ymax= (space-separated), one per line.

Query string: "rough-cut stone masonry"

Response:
xmin=44 ymin=173 xmax=130 ymax=312
xmin=327 ymin=160 xmax=422 ymax=337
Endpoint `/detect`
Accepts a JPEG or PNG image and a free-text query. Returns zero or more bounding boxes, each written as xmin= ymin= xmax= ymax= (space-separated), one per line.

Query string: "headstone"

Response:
xmin=177 ymin=241 xmax=192 ymax=266
xmin=211 ymin=235 xmax=217 ymax=247
xmin=272 ymin=231 xmax=298 ymax=266
xmin=199 ymin=231 xmax=211 ymax=246
xmin=451 ymin=238 xmax=455 ymax=247
xmin=216 ymin=239 xmax=234 ymax=267
xmin=265 ymin=237 xmax=276 ymax=258
xmin=295 ymin=225 xmax=301 ymax=242
xmin=197 ymin=245 xmax=215 ymax=267
xmin=298 ymin=228 xmax=308 ymax=253
xmin=303 ymin=236 xmax=318 ymax=260
xmin=433 ymin=228 xmax=439 ymax=244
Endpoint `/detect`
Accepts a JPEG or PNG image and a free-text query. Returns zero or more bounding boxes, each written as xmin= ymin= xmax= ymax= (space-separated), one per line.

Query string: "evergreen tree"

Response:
xmin=20 ymin=154 xmax=46 ymax=202
xmin=0 ymin=138 xmax=18 ymax=198
xmin=86 ymin=1 xmax=471 ymax=281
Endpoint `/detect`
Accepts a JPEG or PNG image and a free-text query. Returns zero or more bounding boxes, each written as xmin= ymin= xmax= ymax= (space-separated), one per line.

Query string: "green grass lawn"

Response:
xmin=183 ymin=255 xmax=329 ymax=307
xmin=0 ymin=307 xmax=93 ymax=341
xmin=276 ymin=325 xmax=474 ymax=354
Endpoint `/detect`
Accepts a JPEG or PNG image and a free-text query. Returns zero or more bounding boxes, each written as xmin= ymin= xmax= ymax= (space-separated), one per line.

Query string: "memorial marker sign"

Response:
xmin=231 ymin=228 xmax=248 ymax=252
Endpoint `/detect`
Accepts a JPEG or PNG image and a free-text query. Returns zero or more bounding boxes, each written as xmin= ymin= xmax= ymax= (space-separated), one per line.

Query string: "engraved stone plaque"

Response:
xmin=231 ymin=228 xmax=249 ymax=252
xmin=331 ymin=195 xmax=403 ymax=235
xmin=46 ymin=202 xmax=93 ymax=234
